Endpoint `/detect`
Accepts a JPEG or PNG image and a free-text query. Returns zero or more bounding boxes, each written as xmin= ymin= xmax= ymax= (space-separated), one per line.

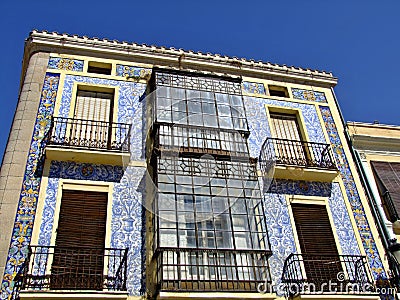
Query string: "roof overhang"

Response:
xmin=23 ymin=30 xmax=338 ymax=88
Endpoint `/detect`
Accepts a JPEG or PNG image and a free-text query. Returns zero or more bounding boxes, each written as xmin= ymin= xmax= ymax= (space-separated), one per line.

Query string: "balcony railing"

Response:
xmin=47 ymin=117 xmax=131 ymax=152
xmin=14 ymin=246 xmax=128 ymax=294
xmin=155 ymin=248 xmax=272 ymax=293
xmin=281 ymin=253 xmax=374 ymax=296
xmin=259 ymin=138 xmax=336 ymax=170
xmin=154 ymin=124 xmax=249 ymax=158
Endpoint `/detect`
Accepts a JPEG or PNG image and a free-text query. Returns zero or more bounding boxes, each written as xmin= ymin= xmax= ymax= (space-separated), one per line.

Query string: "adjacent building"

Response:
xmin=0 ymin=30 xmax=392 ymax=300
xmin=348 ymin=121 xmax=400 ymax=289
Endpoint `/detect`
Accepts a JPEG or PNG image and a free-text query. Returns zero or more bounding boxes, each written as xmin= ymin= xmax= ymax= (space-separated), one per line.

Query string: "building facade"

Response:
xmin=0 ymin=31 xmax=391 ymax=300
xmin=348 ymin=121 xmax=400 ymax=289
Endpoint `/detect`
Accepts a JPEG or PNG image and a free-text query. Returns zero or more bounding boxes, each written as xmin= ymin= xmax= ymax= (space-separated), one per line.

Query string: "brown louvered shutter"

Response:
xmin=292 ymin=203 xmax=342 ymax=285
xmin=371 ymin=161 xmax=400 ymax=221
xmin=52 ymin=190 xmax=108 ymax=290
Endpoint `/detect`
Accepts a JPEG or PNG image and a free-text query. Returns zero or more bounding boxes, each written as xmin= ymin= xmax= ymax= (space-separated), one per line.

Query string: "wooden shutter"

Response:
xmin=55 ymin=190 xmax=108 ymax=248
xmin=52 ymin=190 xmax=108 ymax=290
xmin=74 ymin=90 xmax=113 ymax=122
xmin=270 ymin=112 xmax=306 ymax=164
xmin=72 ymin=91 xmax=114 ymax=149
xmin=371 ymin=161 xmax=400 ymax=220
xmin=292 ymin=204 xmax=342 ymax=284
xmin=270 ymin=113 xmax=302 ymax=141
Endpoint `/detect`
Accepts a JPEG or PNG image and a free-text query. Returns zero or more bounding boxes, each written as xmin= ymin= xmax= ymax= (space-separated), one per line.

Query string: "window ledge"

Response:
xmin=45 ymin=146 xmax=130 ymax=166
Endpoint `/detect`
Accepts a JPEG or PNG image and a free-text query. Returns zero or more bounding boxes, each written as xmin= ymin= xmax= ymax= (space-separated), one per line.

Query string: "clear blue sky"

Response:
xmin=0 ymin=1 xmax=399 ymax=161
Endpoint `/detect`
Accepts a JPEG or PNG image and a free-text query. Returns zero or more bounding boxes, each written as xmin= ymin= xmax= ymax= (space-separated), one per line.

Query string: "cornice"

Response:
xmin=351 ymin=134 xmax=400 ymax=153
xmin=24 ymin=30 xmax=338 ymax=87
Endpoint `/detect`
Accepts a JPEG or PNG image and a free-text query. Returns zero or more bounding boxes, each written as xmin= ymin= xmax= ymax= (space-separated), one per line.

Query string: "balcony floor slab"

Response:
xmin=19 ymin=290 xmax=128 ymax=300
xmin=45 ymin=147 xmax=130 ymax=166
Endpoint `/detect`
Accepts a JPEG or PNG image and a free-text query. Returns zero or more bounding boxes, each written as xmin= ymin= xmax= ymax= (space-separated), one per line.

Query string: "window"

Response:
xmin=291 ymin=203 xmax=342 ymax=286
xmin=156 ymin=156 xmax=268 ymax=251
xmin=155 ymin=87 xmax=247 ymax=131
xmin=371 ymin=161 xmax=400 ymax=222
xmin=52 ymin=190 xmax=108 ymax=290
xmin=270 ymin=112 xmax=307 ymax=164
xmin=268 ymin=85 xmax=289 ymax=97
xmin=87 ymin=61 xmax=112 ymax=75
xmin=74 ymin=89 xmax=114 ymax=122
xmin=70 ymin=88 xmax=115 ymax=149
xmin=151 ymin=71 xmax=272 ymax=291
xmin=270 ymin=112 xmax=302 ymax=141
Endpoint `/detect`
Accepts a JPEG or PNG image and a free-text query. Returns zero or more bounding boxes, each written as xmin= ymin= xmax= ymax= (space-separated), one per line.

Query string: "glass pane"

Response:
xmin=159 ymin=210 xmax=176 ymax=222
xmin=203 ymin=115 xmax=218 ymax=127
xmin=187 ymin=114 xmax=203 ymax=126
xmin=158 ymin=193 xmax=176 ymax=210
xmin=234 ymin=232 xmax=251 ymax=249
xmin=158 ymin=183 xmax=175 ymax=193
xmin=217 ymin=232 xmax=234 ymax=249
xmin=157 ymin=97 xmax=171 ymax=108
xmin=187 ymin=90 xmax=200 ymax=100
xmin=156 ymin=87 xmax=170 ymax=98
xmin=219 ymin=116 xmax=233 ymax=129
xmin=217 ymin=105 xmax=231 ymax=116
xmin=157 ymin=110 xmax=172 ymax=122
xmin=201 ymin=91 xmax=214 ymax=101
xmin=195 ymin=196 xmax=212 ymax=212
xmin=230 ymin=95 xmax=242 ymax=106
xmin=231 ymin=200 xmax=246 ymax=214
xmin=202 ymin=102 xmax=216 ymax=114
xmin=176 ymin=195 xmax=194 ymax=211
xmin=176 ymin=175 xmax=192 ymax=184
xmin=188 ymin=101 xmax=202 ymax=113
xmin=176 ymin=184 xmax=192 ymax=194
xmin=160 ymin=229 xmax=178 ymax=247
xmin=171 ymin=87 xmax=185 ymax=99
xmin=232 ymin=215 xmax=249 ymax=231
xmin=216 ymin=93 xmax=229 ymax=104
xmin=212 ymin=197 xmax=229 ymax=213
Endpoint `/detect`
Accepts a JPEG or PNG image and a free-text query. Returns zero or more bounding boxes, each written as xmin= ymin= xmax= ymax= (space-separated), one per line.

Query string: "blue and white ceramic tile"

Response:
xmin=320 ymin=106 xmax=386 ymax=279
xmin=291 ymin=88 xmax=327 ymax=103
xmin=328 ymin=183 xmax=361 ymax=256
xmin=2 ymin=73 xmax=60 ymax=300
xmin=48 ymin=57 xmax=84 ymax=72
xmin=263 ymin=192 xmax=296 ymax=289
xmin=37 ymin=161 xmax=146 ymax=296
xmin=112 ymin=166 xmax=147 ymax=295
xmin=242 ymin=81 xmax=266 ymax=95
xmin=115 ymin=65 xmax=152 ymax=78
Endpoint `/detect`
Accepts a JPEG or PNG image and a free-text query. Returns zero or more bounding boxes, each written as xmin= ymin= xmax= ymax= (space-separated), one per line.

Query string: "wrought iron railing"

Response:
xmin=155 ymin=248 xmax=272 ymax=293
xmin=14 ymin=246 xmax=128 ymax=293
xmin=47 ymin=117 xmax=131 ymax=152
xmin=154 ymin=124 xmax=249 ymax=158
xmin=260 ymin=138 xmax=336 ymax=170
xmin=281 ymin=253 xmax=374 ymax=296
